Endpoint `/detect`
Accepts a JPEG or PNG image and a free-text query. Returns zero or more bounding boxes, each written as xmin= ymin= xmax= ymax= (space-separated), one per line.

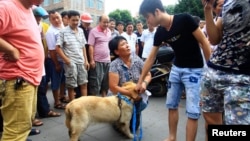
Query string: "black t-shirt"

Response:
xmin=135 ymin=31 xmax=143 ymax=58
xmin=154 ymin=13 xmax=203 ymax=68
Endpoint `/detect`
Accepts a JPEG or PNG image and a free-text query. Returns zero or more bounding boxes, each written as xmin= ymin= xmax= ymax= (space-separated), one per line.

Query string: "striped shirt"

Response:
xmin=56 ymin=26 xmax=86 ymax=64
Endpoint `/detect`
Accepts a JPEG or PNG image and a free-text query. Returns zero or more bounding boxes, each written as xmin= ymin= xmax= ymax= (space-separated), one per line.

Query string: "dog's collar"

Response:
xmin=117 ymin=93 xmax=132 ymax=105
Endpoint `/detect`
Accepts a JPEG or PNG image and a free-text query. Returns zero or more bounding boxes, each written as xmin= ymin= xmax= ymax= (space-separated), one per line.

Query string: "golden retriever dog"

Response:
xmin=65 ymin=81 xmax=138 ymax=141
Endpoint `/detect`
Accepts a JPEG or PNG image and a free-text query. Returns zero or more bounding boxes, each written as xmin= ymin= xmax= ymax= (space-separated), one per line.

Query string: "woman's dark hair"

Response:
xmin=109 ymin=36 xmax=127 ymax=59
xmin=139 ymin=0 xmax=165 ymax=17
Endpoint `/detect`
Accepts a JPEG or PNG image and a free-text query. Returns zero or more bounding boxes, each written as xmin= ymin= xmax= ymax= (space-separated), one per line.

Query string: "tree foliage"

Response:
xmin=173 ymin=0 xmax=204 ymax=19
xmin=164 ymin=5 xmax=175 ymax=15
xmin=108 ymin=9 xmax=133 ymax=25
xmin=107 ymin=0 xmax=204 ymax=28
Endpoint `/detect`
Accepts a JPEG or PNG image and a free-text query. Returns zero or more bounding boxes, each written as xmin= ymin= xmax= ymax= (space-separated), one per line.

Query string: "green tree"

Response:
xmin=108 ymin=9 xmax=133 ymax=25
xmin=174 ymin=0 xmax=204 ymax=19
xmin=164 ymin=5 xmax=175 ymax=15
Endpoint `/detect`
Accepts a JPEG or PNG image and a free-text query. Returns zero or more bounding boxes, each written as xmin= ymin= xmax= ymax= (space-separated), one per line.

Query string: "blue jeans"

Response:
xmin=45 ymin=58 xmax=65 ymax=91
xmin=37 ymin=76 xmax=50 ymax=117
xmin=166 ymin=65 xmax=202 ymax=119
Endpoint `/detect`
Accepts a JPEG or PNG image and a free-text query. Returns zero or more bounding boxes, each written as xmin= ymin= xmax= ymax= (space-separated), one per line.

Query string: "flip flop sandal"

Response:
xmin=47 ymin=110 xmax=61 ymax=117
xmin=60 ymin=96 xmax=69 ymax=103
xmin=32 ymin=119 xmax=43 ymax=126
xmin=29 ymin=128 xmax=41 ymax=136
xmin=54 ymin=103 xmax=66 ymax=109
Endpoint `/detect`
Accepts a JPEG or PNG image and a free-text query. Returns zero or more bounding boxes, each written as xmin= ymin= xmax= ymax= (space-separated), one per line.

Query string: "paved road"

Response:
xmin=25 ymin=89 xmax=206 ymax=141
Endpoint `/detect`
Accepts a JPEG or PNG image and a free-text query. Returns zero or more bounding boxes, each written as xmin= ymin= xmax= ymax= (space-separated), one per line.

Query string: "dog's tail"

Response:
xmin=65 ymin=104 xmax=72 ymax=137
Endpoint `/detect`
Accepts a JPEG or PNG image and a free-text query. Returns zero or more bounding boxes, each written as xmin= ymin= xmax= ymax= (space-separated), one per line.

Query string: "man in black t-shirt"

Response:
xmin=136 ymin=0 xmax=211 ymax=141
xmin=134 ymin=21 xmax=144 ymax=58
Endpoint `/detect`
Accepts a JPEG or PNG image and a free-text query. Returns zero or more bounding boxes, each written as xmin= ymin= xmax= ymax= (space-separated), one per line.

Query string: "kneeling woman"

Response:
xmin=108 ymin=36 xmax=151 ymax=131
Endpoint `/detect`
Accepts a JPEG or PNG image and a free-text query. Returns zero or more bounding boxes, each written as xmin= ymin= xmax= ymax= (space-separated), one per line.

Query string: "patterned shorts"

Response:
xmin=201 ymin=67 xmax=250 ymax=124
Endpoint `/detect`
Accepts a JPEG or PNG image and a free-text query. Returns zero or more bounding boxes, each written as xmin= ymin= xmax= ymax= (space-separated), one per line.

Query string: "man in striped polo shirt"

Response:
xmin=56 ymin=10 xmax=89 ymax=102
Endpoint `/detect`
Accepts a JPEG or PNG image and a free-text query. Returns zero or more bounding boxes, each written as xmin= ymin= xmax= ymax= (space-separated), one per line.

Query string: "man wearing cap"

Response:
xmin=79 ymin=13 xmax=93 ymax=61
xmin=33 ymin=6 xmax=61 ymax=119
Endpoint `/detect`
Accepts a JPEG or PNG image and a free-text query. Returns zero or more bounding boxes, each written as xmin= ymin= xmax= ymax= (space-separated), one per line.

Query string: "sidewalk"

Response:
xmin=27 ymin=89 xmax=206 ymax=141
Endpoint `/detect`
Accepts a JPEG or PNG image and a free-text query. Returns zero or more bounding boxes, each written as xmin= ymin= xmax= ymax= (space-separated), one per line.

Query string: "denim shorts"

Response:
xmin=201 ymin=67 xmax=250 ymax=124
xmin=166 ymin=65 xmax=202 ymax=119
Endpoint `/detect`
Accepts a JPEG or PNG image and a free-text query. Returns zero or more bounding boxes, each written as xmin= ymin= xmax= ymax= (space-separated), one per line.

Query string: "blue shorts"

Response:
xmin=166 ymin=65 xmax=202 ymax=119
xmin=45 ymin=58 xmax=65 ymax=91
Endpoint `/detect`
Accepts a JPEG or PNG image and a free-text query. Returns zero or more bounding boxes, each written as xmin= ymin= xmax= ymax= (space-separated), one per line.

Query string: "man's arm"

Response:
xmin=141 ymin=71 xmax=151 ymax=90
xmin=141 ymin=42 xmax=144 ymax=48
xmin=88 ymin=30 xmax=95 ymax=69
xmin=0 ymin=38 xmax=19 ymax=61
xmin=135 ymin=43 xmax=139 ymax=55
xmin=88 ymin=45 xmax=95 ymax=69
xmin=46 ymin=31 xmax=61 ymax=72
xmin=0 ymin=7 xmax=19 ymax=62
xmin=82 ymin=46 xmax=89 ymax=70
xmin=136 ymin=46 xmax=159 ymax=93
xmin=193 ymin=27 xmax=211 ymax=61
xmin=49 ymin=50 xmax=61 ymax=71
xmin=56 ymin=45 xmax=70 ymax=65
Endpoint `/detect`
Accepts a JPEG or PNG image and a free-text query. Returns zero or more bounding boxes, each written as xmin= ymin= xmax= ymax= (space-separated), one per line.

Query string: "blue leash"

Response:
xmin=132 ymin=103 xmax=143 ymax=141
xmin=117 ymin=93 xmax=143 ymax=141
xmin=120 ymin=65 xmax=143 ymax=140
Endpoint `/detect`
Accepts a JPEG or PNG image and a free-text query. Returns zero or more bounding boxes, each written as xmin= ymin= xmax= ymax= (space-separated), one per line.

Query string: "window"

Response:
xmin=53 ymin=0 xmax=61 ymax=3
xmin=97 ymin=0 xmax=103 ymax=10
xmin=43 ymin=0 xmax=49 ymax=6
xmin=86 ymin=0 xmax=94 ymax=8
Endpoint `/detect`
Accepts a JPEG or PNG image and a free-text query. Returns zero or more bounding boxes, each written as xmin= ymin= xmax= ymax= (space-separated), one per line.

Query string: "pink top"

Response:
xmin=88 ymin=26 xmax=112 ymax=63
xmin=0 ymin=0 xmax=44 ymax=85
